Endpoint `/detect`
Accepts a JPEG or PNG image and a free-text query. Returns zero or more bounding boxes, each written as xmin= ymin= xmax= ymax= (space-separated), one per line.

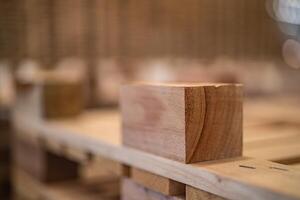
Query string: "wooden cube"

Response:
xmin=121 ymin=83 xmax=242 ymax=163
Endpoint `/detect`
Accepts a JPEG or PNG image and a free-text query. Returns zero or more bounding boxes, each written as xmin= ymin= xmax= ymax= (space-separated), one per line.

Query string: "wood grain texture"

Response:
xmin=186 ymin=185 xmax=226 ymax=200
xmin=122 ymin=178 xmax=184 ymax=200
xmin=121 ymin=83 xmax=242 ymax=163
xmin=12 ymin=109 xmax=300 ymax=200
xmin=131 ymin=167 xmax=185 ymax=196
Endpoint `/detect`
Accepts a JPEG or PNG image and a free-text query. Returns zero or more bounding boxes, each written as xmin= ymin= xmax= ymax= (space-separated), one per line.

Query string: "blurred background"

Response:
xmin=0 ymin=0 xmax=299 ymax=107
xmin=0 ymin=0 xmax=299 ymax=199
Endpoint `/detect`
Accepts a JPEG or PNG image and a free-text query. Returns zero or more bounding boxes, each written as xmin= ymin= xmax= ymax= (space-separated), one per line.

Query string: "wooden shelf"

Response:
xmin=13 ymin=103 xmax=300 ymax=200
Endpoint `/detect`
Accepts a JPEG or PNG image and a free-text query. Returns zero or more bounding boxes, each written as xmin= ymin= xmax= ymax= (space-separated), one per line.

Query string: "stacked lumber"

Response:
xmin=120 ymin=83 xmax=242 ymax=199
xmin=12 ymin=68 xmax=121 ymax=200
xmin=12 ymin=80 xmax=300 ymax=200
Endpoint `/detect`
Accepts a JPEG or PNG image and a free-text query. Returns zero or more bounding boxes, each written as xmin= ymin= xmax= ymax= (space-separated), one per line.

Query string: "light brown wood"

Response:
xmin=186 ymin=185 xmax=226 ymax=200
xmin=122 ymin=178 xmax=184 ymax=200
xmin=121 ymin=83 xmax=242 ymax=163
xmin=131 ymin=167 xmax=185 ymax=196
xmin=13 ymin=168 xmax=120 ymax=200
xmin=12 ymin=103 xmax=300 ymax=200
xmin=15 ymin=66 xmax=86 ymax=119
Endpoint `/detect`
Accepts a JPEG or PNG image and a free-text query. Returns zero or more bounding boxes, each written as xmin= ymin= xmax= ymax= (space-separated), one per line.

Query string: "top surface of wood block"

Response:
xmin=121 ymin=83 xmax=243 ymax=163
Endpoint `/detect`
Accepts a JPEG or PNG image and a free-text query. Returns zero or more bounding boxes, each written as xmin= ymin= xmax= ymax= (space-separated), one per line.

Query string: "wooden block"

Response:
xmin=186 ymin=185 xmax=226 ymax=200
xmin=13 ymin=136 xmax=79 ymax=182
xmin=15 ymin=66 xmax=86 ymax=119
xmin=121 ymin=83 xmax=242 ymax=163
xmin=122 ymin=178 xmax=184 ymax=200
xmin=131 ymin=167 xmax=185 ymax=196
xmin=15 ymin=80 xmax=84 ymax=119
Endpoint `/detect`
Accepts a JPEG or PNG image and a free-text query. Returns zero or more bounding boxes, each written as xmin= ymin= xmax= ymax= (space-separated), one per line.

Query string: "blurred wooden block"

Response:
xmin=15 ymin=80 xmax=84 ymax=119
xmin=15 ymin=66 xmax=86 ymax=119
xmin=13 ymin=136 xmax=79 ymax=182
xmin=122 ymin=178 xmax=184 ymax=200
xmin=131 ymin=167 xmax=185 ymax=196
xmin=186 ymin=185 xmax=225 ymax=200
xmin=121 ymin=83 xmax=243 ymax=163
xmin=13 ymin=167 xmax=120 ymax=200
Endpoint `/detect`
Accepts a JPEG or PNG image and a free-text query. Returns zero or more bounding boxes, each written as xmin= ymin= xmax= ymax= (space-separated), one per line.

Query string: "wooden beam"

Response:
xmin=13 ymin=135 xmax=79 ymax=182
xmin=13 ymin=111 xmax=300 ymax=200
xmin=186 ymin=185 xmax=226 ymax=200
xmin=122 ymin=178 xmax=184 ymax=200
xmin=131 ymin=167 xmax=185 ymax=196
xmin=121 ymin=83 xmax=242 ymax=163
xmin=13 ymin=167 xmax=120 ymax=200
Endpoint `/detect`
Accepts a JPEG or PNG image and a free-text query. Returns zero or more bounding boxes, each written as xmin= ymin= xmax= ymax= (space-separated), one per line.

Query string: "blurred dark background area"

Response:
xmin=0 ymin=1 xmax=299 ymax=200
xmin=0 ymin=0 xmax=299 ymax=108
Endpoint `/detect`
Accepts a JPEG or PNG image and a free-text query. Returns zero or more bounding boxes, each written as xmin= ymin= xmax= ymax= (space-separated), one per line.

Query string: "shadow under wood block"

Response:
xmin=122 ymin=178 xmax=184 ymax=200
xmin=131 ymin=167 xmax=185 ymax=196
xmin=121 ymin=83 xmax=243 ymax=163
xmin=13 ymin=136 xmax=79 ymax=182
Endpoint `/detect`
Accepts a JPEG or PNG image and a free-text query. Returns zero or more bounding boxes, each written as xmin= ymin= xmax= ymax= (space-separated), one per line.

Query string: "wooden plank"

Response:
xmin=122 ymin=178 xmax=184 ymax=200
xmin=13 ymin=168 xmax=120 ymax=200
xmin=186 ymin=185 xmax=226 ymax=200
xmin=121 ymin=83 xmax=242 ymax=163
xmin=13 ymin=112 xmax=300 ymax=200
xmin=131 ymin=167 xmax=185 ymax=196
xmin=13 ymin=135 xmax=79 ymax=182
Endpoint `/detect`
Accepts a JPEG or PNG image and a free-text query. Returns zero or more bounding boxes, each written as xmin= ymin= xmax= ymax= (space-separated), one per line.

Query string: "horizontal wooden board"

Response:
xmin=13 ymin=109 xmax=300 ymax=200
xmin=13 ymin=168 xmax=120 ymax=200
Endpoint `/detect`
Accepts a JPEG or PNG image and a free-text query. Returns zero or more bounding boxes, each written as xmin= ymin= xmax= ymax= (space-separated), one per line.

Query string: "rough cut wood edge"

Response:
xmin=186 ymin=185 xmax=226 ymax=200
xmin=131 ymin=167 xmax=185 ymax=196
xmin=122 ymin=178 xmax=184 ymax=200
xmin=121 ymin=83 xmax=242 ymax=163
xmin=13 ymin=114 xmax=300 ymax=200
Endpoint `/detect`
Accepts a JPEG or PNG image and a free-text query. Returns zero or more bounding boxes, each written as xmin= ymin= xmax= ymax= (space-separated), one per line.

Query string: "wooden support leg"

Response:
xmin=186 ymin=185 xmax=226 ymax=200
xmin=122 ymin=178 xmax=184 ymax=200
xmin=131 ymin=167 xmax=185 ymax=196
xmin=13 ymin=136 xmax=79 ymax=182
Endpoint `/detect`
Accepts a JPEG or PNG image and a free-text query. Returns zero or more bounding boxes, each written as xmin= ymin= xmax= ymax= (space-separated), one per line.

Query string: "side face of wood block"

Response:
xmin=121 ymin=84 xmax=242 ymax=163
xmin=131 ymin=168 xmax=185 ymax=196
xmin=122 ymin=178 xmax=184 ymax=200
xmin=186 ymin=185 xmax=226 ymax=200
